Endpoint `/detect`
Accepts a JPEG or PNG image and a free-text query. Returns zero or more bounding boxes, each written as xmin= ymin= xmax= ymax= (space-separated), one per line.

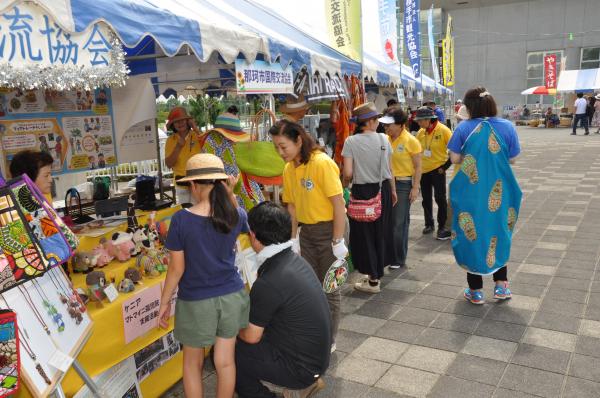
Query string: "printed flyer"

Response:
xmin=0 ymin=87 xmax=117 ymax=175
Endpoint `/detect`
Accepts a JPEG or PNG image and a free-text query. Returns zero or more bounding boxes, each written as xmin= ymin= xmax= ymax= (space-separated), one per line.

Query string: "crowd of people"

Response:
xmin=152 ymin=86 xmax=522 ymax=398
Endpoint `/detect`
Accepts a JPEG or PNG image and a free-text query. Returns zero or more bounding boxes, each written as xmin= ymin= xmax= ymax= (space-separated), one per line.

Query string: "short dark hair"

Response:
xmin=463 ymin=86 xmax=498 ymax=118
xmin=385 ymin=105 xmax=408 ymax=125
xmin=269 ymin=119 xmax=320 ymax=165
xmin=9 ymin=150 xmax=53 ymax=181
xmin=577 ymin=92 xmax=584 ymax=98
xmin=227 ymin=105 xmax=239 ymax=115
xmin=386 ymin=99 xmax=398 ymax=107
xmin=248 ymin=202 xmax=292 ymax=246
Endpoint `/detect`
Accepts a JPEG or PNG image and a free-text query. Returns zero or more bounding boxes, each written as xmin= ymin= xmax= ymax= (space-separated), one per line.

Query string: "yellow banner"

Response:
xmin=325 ymin=0 xmax=362 ymax=62
xmin=442 ymin=15 xmax=455 ymax=87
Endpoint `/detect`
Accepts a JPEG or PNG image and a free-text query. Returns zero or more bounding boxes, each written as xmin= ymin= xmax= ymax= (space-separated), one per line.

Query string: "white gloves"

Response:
xmin=332 ymin=240 xmax=349 ymax=260
xmin=291 ymin=238 xmax=301 ymax=254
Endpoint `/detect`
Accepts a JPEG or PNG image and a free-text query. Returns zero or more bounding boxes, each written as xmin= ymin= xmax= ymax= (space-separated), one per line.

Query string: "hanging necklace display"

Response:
xmin=31 ymin=280 xmax=65 ymax=333
xmin=18 ymin=327 xmax=51 ymax=385
xmin=47 ymin=269 xmax=84 ymax=324
xmin=17 ymin=286 xmax=51 ymax=336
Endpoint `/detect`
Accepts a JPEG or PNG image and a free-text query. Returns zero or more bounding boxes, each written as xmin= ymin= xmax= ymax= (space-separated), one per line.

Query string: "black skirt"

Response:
xmin=349 ymin=181 xmax=393 ymax=279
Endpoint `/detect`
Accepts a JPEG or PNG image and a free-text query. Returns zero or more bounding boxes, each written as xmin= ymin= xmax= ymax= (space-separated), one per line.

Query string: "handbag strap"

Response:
xmin=377 ymin=133 xmax=385 ymax=189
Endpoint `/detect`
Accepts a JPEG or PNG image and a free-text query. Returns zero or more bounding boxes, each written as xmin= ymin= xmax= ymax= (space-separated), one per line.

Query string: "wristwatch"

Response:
xmin=332 ymin=237 xmax=344 ymax=245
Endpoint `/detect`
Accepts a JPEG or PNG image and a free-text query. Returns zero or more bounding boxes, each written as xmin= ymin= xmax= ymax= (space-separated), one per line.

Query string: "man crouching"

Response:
xmin=236 ymin=202 xmax=331 ymax=398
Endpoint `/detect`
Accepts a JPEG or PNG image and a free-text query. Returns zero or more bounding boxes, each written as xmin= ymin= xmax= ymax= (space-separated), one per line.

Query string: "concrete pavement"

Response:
xmin=163 ymin=126 xmax=600 ymax=398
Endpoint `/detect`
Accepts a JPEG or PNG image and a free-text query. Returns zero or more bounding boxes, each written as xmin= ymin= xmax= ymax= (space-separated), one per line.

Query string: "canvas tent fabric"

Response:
xmin=557 ymin=68 xmax=600 ymax=92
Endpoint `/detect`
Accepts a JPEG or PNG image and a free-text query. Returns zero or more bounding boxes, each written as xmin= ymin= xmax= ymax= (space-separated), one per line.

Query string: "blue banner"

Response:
xmin=404 ymin=0 xmax=421 ymax=78
xmin=428 ymin=6 xmax=440 ymax=83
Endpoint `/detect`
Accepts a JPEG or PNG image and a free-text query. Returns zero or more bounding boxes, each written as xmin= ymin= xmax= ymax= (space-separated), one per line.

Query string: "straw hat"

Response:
xmin=177 ymin=153 xmax=228 ymax=183
xmin=166 ymin=107 xmax=193 ymax=129
xmin=207 ymin=113 xmax=250 ymax=143
xmin=279 ymin=95 xmax=310 ymax=114
xmin=352 ymin=102 xmax=380 ymax=121
xmin=595 ymin=94 xmax=600 ymax=100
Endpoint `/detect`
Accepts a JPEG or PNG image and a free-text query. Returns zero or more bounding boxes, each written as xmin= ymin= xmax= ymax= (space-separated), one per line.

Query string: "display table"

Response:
xmin=18 ymin=206 xmax=182 ymax=398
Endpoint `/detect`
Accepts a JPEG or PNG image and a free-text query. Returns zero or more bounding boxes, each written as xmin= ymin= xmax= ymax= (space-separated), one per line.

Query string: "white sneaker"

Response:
xmin=330 ymin=343 xmax=336 ymax=353
xmin=354 ymin=278 xmax=381 ymax=293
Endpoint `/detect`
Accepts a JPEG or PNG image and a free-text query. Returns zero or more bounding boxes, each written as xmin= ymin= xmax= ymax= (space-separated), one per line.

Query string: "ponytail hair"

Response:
xmin=194 ymin=180 xmax=239 ymax=234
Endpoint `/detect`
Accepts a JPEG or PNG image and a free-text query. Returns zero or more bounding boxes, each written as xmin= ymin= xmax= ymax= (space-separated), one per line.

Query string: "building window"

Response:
xmin=526 ymin=50 xmax=563 ymax=105
xmin=581 ymin=47 xmax=600 ymax=69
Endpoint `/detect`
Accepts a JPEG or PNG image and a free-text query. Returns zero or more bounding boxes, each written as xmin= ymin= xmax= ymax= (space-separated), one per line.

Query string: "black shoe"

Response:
xmin=571 ymin=133 xmax=576 ymax=135
xmin=436 ymin=229 xmax=452 ymax=240
xmin=585 ymin=132 xmax=590 ymax=135
xmin=422 ymin=226 xmax=434 ymax=234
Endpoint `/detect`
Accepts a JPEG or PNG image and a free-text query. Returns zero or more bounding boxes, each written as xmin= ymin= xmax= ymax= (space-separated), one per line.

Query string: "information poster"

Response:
xmin=74 ymin=357 xmax=142 ymax=398
xmin=134 ymin=332 xmax=181 ymax=382
xmin=122 ymin=284 xmax=162 ymax=344
xmin=119 ymin=119 xmax=157 ymax=164
xmin=0 ymin=87 xmax=117 ymax=175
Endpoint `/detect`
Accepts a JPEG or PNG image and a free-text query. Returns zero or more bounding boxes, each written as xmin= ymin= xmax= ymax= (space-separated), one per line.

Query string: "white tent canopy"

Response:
xmin=557 ymin=68 xmax=600 ymax=92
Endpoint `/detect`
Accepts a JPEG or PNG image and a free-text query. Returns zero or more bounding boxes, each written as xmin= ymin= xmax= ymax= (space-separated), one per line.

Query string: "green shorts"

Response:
xmin=174 ymin=289 xmax=249 ymax=348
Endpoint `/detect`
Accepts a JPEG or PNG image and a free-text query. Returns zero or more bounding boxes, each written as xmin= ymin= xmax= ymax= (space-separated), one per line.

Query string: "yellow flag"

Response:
xmin=442 ymin=15 xmax=455 ymax=87
xmin=325 ymin=0 xmax=363 ymax=62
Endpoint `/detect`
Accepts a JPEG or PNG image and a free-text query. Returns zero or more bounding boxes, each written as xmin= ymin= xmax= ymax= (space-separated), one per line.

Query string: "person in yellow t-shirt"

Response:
xmin=270 ymin=119 xmax=346 ymax=351
xmin=379 ymin=106 xmax=422 ymax=269
xmin=415 ymin=106 xmax=452 ymax=240
xmin=164 ymin=107 xmax=202 ymax=205
xmin=9 ymin=150 xmax=54 ymax=202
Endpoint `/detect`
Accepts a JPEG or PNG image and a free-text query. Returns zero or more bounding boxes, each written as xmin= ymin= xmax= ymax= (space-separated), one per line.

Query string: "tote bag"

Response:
xmin=0 ymin=309 xmax=20 ymax=398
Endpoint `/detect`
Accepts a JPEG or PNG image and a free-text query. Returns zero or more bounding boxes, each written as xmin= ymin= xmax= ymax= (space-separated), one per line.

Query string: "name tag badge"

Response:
xmin=424 ymin=149 xmax=432 ymax=158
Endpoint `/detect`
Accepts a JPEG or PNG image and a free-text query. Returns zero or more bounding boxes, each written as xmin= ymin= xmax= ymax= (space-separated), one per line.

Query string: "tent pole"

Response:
xmin=155 ymin=118 xmax=165 ymax=201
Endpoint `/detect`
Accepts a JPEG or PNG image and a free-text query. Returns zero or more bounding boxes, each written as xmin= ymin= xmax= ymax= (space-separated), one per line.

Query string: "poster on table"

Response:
xmin=404 ymin=0 xmax=421 ymax=79
xmin=134 ymin=331 xmax=181 ymax=383
xmin=74 ymin=357 xmax=142 ymax=398
xmin=0 ymin=87 xmax=118 ymax=175
xmin=1 ymin=268 xmax=93 ymax=397
xmin=235 ymin=59 xmax=294 ymax=95
xmin=122 ymin=284 xmax=162 ymax=344
xmin=378 ymin=0 xmax=399 ymax=64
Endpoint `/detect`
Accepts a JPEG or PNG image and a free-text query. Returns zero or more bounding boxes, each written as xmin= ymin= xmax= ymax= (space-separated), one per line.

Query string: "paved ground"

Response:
xmin=163 ymin=126 xmax=600 ymax=398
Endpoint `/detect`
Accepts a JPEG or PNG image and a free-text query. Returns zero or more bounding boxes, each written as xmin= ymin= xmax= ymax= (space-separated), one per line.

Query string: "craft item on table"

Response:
xmin=76 ymin=289 xmax=89 ymax=305
xmin=136 ymin=249 xmax=161 ymax=278
xmin=31 ymin=280 xmax=65 ymax=333
xmin=85 ymin=271 xmax=107 ymax=302
xmin=92 ymin=244 xmax=113 ymax=268
xmin=124 ymin=268 xmax=142 ymax=284
xmin=48 ymin=268 xmax=85 ymax=324
xmin=71 ymin=251 xmax=97 ymax=273
xmin=16 ymin=285 xmax=51 ymax=335
xmin=127 ymin=194 xmax=138 ymax=229
xmin=0 ymin=308 xmax=20 ymax=395
xmin=108 ymin=232 xmax=135 ymax=262
xmin=128 ymin=226 xmax=148 ymax=256
xmin=7 ymin=175 xmax=78 ymax=268
xmin=117 ymin=278 xmax=135 ymax=293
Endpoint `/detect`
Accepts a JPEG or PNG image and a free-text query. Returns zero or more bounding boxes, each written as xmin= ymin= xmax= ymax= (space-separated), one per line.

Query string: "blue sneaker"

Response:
xmin=494 ymin=282 xmax=512 ymax=300
xmin=464 ymin=288 xmax=485 ymax=305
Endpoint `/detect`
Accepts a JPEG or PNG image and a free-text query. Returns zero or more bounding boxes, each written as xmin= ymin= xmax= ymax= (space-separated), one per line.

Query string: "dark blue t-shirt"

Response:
xmin=448 ymin=117 xmax=521 ymax=159
xmin=166 ymin=207 xmax=248 ymax=301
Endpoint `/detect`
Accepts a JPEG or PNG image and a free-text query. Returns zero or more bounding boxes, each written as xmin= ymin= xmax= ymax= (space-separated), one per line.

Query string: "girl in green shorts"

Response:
xmin=159 ymin=153 xmax=250 ymax=397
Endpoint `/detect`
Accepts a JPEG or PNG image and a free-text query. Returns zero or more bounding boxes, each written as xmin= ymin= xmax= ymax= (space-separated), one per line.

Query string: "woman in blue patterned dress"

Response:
xmin=447 ymin=87 xmax=522 ymax=305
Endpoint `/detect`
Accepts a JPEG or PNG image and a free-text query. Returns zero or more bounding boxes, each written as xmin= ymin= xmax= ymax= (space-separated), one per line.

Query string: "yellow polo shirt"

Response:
xmin=416 ymin=122 xmax=452 ymax=173
xmin=389 ymin=130 xmax=422 ymax=177
xmin=164 ymin=132 xmax=201 ymax=178
xmin=282 ymin=151 xmax=343 ymax=224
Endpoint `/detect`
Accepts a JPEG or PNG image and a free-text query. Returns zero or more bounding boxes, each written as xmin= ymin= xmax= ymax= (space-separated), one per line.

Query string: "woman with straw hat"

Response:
xmin=158 ymin=153 xmax=250 ymax=397
xmin=164 ymin=107 xmax=202 ymax=205
xmin=342 ymin=102 xmax=397 ymax=294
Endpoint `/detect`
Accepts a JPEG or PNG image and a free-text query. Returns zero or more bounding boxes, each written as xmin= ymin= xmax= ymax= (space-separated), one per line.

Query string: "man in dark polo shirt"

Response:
xmin=236 ymin=202 xmax=331 ymax=398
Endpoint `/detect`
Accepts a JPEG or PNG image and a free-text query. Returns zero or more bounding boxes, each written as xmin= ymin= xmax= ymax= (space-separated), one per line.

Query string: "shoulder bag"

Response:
xmin=347 ymin=134 xmax=386 ymax=222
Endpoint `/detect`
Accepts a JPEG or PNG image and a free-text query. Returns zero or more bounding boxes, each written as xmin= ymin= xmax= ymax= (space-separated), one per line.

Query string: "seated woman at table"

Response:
xmin=9 ymin=149 xmax=54 ymax=202
xmin=545 ymin=107 xmax=559 ymax=128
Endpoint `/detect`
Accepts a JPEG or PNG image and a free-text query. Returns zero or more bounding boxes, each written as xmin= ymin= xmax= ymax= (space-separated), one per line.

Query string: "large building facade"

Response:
xmin=447 ymin=0 xmax=600 ymax=109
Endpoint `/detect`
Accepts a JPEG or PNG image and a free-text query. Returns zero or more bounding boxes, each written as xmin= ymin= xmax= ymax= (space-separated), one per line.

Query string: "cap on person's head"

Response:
xmin=177 ymin=154 xmax=228 ymax=183
xmin=166 ymin=107 xmax=192 ymax=129
xmin=209 ymin=113 xmax=250 ymax=142
xmin=351 ymin=102 xmax=380 ymax=121
xmin=414 ymin=106 xmax=437 ymax=121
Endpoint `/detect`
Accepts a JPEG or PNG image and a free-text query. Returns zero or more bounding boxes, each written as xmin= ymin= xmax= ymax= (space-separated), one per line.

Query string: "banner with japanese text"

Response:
xmin=442 ymin=15 xmax=455 ymax=87
xmin=325 ymin=0 xmax=362 ymax=62
xmin=427 ymin=6 xmax=440 ymax=83
xmin=0 ymin=3 xmax=113 ymax=69
xmin=545 ymin=54 xmax=557 ymax=89
xmin=0 ymin=87 xmax=118 ymax=175
xmin=404 ymin=0 xmax=421 ymax=78
xmin=378 ymin=0 xmax=398 ymax=63
xmin=235 ymin=59 xmax=294 ymax=94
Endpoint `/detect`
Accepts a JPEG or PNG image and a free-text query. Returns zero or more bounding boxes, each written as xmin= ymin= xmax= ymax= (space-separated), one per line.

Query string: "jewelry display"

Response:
xmin=17 ymin=286 xmax=51 ymax=335
xmin=31 ymin=280 xmax=66 ymax=333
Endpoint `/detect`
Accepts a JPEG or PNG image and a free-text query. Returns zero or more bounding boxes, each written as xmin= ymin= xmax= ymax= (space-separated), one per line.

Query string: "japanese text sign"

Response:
xmin=378 ymin=0 xmax=398 ymax=63
xmin=0 ymin=3 xmax=113 ymax=68
xmin=122 ymin=284 xmax=162 ymax=344
xmin=544 ymin=54 xmax=557 ymax=89
xmin=325 ymin=0 xmax=362 ymax=62
xmin=235 ymin=59 xmax=294 ymax=94
xmin=404 ymin=0 xmax=421 ymax=78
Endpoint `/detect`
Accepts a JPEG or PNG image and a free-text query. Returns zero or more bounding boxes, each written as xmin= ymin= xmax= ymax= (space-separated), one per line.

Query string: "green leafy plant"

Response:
xmin=188 ymin=95 xmax=224 ymax=129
